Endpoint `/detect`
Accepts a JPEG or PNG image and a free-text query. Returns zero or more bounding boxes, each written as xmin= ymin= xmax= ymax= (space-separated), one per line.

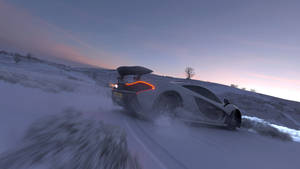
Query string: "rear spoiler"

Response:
xmin=117 ymin=66 xmax=153 ymax=80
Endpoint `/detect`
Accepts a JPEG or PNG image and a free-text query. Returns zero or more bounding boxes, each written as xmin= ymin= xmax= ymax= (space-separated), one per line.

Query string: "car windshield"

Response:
xmin=182 ymin=85 xmax=222 ymax=103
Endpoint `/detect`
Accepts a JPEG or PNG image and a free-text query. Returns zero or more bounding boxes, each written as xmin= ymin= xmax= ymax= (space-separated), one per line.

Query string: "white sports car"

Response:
xmin=112 ymin=66 xmax=242 ymax=129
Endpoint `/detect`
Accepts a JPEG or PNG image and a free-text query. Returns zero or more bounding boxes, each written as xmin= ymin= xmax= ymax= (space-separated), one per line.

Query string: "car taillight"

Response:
xmin=125 ymin=81 xmax=155 ymax=94
xmin=109 ymin=83 xmax=118 ymax=89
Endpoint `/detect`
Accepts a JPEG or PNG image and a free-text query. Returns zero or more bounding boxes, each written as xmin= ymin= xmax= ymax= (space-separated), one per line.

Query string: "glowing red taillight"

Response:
xmin=125 ymin=81 xmax=155 ymax=94
xmin=109 ymin=83 xmax=118 ymax=88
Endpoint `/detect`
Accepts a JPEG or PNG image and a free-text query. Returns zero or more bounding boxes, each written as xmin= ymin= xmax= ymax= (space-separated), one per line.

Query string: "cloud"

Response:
xmin=0 ymin=0 xmax=122 ymax=68
xmin=46 ymin=44 xmax=115 ymax=68
xmin=241 ymin=40 xmax=300 ymax=51
xmin=0 ymin=1 xmax=53 ymax=52
xmin=249 ymin=73 xmax=300 ymax=87
xmin=223 ymin=36 xmax=300 ymax=52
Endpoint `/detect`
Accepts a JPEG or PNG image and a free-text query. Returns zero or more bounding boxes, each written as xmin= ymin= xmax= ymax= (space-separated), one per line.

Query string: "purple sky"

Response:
xmin=1 ymin=0 xmax=300 ymax=101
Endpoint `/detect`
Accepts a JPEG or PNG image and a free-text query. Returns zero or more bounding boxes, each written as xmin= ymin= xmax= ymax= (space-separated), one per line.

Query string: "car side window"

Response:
xmin=182 ymin=85 xmax=222 ymax=103
xmin=194 ymin=97 xmax=224 ymax=120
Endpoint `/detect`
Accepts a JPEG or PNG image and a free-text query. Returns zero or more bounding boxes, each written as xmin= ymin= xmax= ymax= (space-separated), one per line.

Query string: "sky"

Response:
xmin=0 ymin=0 xmax=300 ymax=102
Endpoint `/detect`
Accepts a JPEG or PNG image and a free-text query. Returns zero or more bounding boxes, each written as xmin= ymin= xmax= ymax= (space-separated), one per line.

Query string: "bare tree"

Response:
xmin=185 ymin=67 xmax=195 ymax=80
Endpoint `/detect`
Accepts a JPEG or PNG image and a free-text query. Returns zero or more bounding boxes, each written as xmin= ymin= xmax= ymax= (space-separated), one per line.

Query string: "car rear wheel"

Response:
xmin=155 ymin=92 xmax=182 ymax=116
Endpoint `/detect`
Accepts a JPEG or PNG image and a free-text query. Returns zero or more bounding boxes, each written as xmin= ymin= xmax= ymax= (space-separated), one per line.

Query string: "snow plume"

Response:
xmin=0 ymin=110 xmax=142 ymax=169
xmin=242 ymin=116 xmax=300 ymax=142
xmin=153 ymin=108 xmax=192 ymax=127
xmin=154 ymin=114 xmax=173 ymax=126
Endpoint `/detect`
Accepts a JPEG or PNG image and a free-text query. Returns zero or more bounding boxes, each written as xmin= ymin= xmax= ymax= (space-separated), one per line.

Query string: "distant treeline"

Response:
xmin=0 ymin=50 xmax=41 ymax=63
xmin=230 ymin=84 xmax=256 ymax=92
xmin=0 ymin=49 xmax=72 ymax=71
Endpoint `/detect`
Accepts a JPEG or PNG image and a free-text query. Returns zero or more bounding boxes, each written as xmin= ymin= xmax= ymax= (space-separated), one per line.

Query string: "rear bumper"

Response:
xmin=112 ymin=89 xmax=137 ymax=110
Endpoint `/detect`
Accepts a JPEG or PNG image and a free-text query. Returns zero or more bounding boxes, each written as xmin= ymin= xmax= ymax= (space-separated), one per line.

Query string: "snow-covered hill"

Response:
xmin=1 ymin=51 xmax=300 ymax=169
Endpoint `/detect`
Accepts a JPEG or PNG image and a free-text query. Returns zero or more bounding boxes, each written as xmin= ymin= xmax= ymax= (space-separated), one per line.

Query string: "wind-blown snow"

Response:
xmin=0 ymin=110 xmax=141 ymax=169
xmin=243 ymin=116 xmax=300 ymax=142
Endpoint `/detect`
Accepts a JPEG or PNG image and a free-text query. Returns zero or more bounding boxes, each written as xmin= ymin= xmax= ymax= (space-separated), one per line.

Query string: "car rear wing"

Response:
xmin=116 ymin=66 xmax=153 ymax=81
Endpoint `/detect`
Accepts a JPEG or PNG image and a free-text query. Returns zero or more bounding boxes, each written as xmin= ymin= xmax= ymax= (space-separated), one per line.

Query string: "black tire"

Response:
xmin=155 ymin=92 xmax=182 ymax=116
xmin=225 ymin=110 xmax=241 ymax=130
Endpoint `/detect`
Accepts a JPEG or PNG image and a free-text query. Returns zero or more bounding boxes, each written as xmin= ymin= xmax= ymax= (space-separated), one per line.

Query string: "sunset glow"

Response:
xmin=1 ymin=0 xmax=299 ymax=102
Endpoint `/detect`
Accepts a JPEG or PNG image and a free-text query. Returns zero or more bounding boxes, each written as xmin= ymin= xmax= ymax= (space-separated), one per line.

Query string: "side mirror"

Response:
xmin=224 ymin=98 xmax=230 ymax=105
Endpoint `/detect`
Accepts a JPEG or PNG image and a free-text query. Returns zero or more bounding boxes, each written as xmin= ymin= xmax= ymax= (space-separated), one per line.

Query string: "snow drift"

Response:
xmin=0 ymin=110 xmax=142 ymax=169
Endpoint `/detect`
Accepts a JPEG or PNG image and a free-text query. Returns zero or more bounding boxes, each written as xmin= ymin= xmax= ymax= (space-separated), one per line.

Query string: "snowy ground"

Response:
xmin=1 ymin=53 xmax=300 ymax=169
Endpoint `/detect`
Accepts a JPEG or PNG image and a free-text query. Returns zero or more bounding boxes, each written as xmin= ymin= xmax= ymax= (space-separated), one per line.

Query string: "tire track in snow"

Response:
xmin=125 ymin=118 xmax=190 ymax=169
xmin=124 ymin=119 xmax=168 ymax=169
